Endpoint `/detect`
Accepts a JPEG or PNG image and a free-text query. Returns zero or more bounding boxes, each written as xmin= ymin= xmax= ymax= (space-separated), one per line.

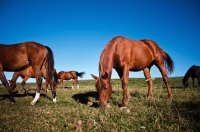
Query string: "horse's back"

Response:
xmin=0 ymin=42 xmax=47 ymax=71
xmin=193 ymin=65 xmax=200 ymax=76
xmin=108 ymin=36 xmax=157 ymax=70
xmin=58 ymin=71 xmax=75 ymax=80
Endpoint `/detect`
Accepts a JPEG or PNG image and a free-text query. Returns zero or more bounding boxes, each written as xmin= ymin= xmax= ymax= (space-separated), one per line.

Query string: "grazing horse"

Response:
xmin=91 ymin=36 xmax=174 ymax=108
xmin=182 ymin=65 xmax=200 ymax=88
xmin=9 ymin=66 xmax=58 ymax=93
xmin=58 ymin=71 xmax=85 ymax=89
xmin=0 ymin=42 xmax=56 ymax=105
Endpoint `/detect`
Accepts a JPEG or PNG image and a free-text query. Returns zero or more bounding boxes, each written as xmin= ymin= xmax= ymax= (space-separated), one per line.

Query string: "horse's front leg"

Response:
xmin=121 ymin=67 xmax=130 ymax=107
xmin=143 ymin=68 xmax=153 ymax=99
xmin=0 ymin=72 xmax=15 ymax=104
xmin=31 ymin=72 xmax=42 ymax=105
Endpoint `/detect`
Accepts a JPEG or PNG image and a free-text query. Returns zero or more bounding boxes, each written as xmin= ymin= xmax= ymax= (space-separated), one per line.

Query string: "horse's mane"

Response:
xmin=99 ymin=37 xmax=116 ymax=75
xmin=183 ymin=65 xmax=195 ymax=81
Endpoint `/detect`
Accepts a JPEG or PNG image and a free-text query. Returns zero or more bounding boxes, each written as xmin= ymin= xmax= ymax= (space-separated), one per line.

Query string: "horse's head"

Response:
xmin=8 ymin=80 xmax=16 ymax=91
xmin=91 ymin=73 xmax=112 ymax=107
xmin=182 ymin=78 xmax=189 ymax=88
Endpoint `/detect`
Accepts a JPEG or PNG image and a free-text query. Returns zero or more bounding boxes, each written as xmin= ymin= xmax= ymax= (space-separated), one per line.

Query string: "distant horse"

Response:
xmin=182 ymin=65 xmax=200 ymax=88
xmin=91 ymin=36 xmax=174 ymax=108
xmin=58 ymin=71 xmax=85 ymax=89
xmin=9 ymin=66 xmax=58 ymax=93
xmin=0 ymin=42 xmax=56 ymax=105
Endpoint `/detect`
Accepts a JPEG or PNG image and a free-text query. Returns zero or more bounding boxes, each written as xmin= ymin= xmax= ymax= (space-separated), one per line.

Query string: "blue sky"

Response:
xmin=0 ymin=0 xmax=200 ymax=82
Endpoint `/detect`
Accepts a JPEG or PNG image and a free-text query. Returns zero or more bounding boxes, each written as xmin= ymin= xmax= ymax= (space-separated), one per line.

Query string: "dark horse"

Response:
xmin=182 ymin=65 xmax=200 ymax=88
xmin=91 ymin=36 xmax=174 ymax=108
xmin=9 ymin=66 xmax=58 ymax=93
xmin=0 ymin=42 xmax=56 ymax=105
xmin=58 ymin=71 xmax=85 ymax=89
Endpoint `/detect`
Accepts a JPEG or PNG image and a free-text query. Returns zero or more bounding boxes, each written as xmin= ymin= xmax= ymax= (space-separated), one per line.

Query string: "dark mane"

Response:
xmin=183 ymin=65 xmax=195 ymax=81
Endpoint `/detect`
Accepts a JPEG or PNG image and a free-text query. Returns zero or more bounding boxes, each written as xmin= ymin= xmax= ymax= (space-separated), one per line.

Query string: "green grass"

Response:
xmin=0 ymin=77 xmax=200 ymax=131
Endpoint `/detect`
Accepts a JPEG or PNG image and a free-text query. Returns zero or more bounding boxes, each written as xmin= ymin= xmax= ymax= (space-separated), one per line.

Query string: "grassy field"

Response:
xmin=0 ymin=77 xmax=200 ymax=132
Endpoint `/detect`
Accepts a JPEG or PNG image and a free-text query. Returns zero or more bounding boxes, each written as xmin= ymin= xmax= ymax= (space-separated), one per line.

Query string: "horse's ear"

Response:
xmin=102 ymin=72 xmax=108 ymax=79
xmin=90 ymin=74 xmax=98 ymax=80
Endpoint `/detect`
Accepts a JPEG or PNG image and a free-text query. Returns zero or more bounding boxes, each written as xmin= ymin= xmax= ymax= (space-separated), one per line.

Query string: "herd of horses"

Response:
xmin=0 ymin=36 xmax=199 ymax=107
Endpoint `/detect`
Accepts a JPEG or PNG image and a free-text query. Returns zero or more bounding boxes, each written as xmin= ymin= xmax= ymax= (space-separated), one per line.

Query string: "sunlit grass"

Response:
xmin=0 ymin=77 xmax=199 ymax=131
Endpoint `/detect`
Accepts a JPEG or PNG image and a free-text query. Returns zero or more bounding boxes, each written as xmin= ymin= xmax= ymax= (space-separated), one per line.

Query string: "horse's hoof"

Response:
xmin=53 ymin=98 xmax=57 ymax=103
xmin=147 ymin=96 xmax=152 ymax=100
xmin=169 ymin=95 xmax=173 ymax=99
xmin=119 ymin=106 xmax=127 ymax=111
xmin=10 ymin=102 xmax=15 ymax=105
xmin=30 ymin=101 xmax=36 ymax=105
xmin=87 ymin=101 xmax=93 ymax=106
xmin=99 ymin=103 xmax=111 ymax=108
xmin=105 ymin=103 xmax=111 ymax=108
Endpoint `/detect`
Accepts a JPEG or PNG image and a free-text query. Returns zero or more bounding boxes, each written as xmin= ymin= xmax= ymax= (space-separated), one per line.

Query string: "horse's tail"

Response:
xmin=76 ymin=72 xmax=86 ymax=78
xmin=53 ymin=68 xmax=58 ymax=85
xmin=45 ymin=46 xmax=54 ymax=82
xmin=162 ymin=50 xmax=174 ymax=74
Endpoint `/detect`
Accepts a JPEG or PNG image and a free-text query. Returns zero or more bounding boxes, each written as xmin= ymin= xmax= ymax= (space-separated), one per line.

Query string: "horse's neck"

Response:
xmin=99 ymin=60 xmax=113 ymax=79
xmin=183 ymin=68 xmax=193 ymax=81
xmin=11 ymin=72 xmax=20 ymax=82
xmin=99 ymin=44 xmax=116 ymax=79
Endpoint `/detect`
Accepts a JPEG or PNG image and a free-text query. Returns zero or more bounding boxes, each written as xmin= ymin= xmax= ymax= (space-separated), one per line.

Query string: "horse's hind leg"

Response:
xmin=156 ymin=63 xmax=172 ymax=98
xmin=21 ymin=77 xmax=29 ymax=94
xmin=76 ymin=79 xmax=79 ymax=89
xmin=50 ymin=81 xmax=56 ymax=103
xmin=143 ymin=68 xmax=153 ymax=99
xmin=44 ymin=79 xmax=50 ymax=91
xmin=72 ymin=79 xmax=74 ymax=89
xmin=59 ymin=79 xmax=64 ymax=88
xmin=30 ymin=67 xmax=43 ymax=105
xmin=0 ymin=71 xmax=15 ymax=104
xmin=197 ymin=76 xmax=200 ymax=87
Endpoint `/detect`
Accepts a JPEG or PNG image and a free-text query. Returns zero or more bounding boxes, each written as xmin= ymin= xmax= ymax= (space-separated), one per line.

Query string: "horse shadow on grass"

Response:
xmin=172 ymin=100 xmax=200 ymax=130
xmin=72 ymin=91 xmax=99 ymax=108
xmin=0 ymin=90 xmax=52 ymax=102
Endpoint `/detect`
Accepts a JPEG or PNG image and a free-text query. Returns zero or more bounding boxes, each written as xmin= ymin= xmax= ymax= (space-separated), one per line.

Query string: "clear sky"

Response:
xmin=0 ymin=0 xmax=200 ymax=82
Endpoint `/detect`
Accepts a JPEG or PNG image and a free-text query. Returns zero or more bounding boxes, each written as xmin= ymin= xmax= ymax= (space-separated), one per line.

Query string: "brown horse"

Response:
xmin=58 ymin=71 xmax=85 ymax=89
xmin=0 ymin=42 xmax=56 ymax=105
xmin=9 ymin=66 xmax=58 ymax=93
xmin=91 ymin=36 xmax=174 ymax=108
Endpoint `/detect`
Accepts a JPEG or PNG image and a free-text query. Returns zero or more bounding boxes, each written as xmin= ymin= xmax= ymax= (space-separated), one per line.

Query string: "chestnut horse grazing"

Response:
xmin=0 ymin=42 xmax=56 ymax=105
xmin=182 ymin=65 xmax=200 ymax=88
xmin=9 ymin=66 xmax=58 ymax=93
xmin=91 ymin=36 xmax=174 ymax=108
xmin=58 ymin=71 xmax=85 ymax=89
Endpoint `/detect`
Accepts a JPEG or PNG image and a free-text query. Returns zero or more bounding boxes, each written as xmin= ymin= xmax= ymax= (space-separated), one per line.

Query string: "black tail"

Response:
xmin=163 ymin=51 xmax=174 ymax=74
xmin=45 ymin=46 xmax=54 ymax=82
xmin=76 ymin=72 xmax=86 ymax=78
xmin=53 ymin=68 xmax=58 ymax=84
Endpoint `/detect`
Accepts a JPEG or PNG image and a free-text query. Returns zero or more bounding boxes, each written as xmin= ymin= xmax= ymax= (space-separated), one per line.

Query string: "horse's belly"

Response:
xmin=3 ymin=59 xmax=29 ymax=71
xmin=129 ymin=59 xmax=153 ymax=71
